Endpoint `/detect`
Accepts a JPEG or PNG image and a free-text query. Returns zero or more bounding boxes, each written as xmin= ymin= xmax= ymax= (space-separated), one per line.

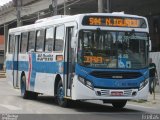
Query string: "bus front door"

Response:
xmin=13 ymin=34 xmax=20 ymax=88
xmin=65 ymin=26 xmax=75 ymax=97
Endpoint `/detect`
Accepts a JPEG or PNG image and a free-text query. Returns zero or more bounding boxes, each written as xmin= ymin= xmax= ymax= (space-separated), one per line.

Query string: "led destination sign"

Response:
xmin=82 ymin=16 xmax=147 ymax=28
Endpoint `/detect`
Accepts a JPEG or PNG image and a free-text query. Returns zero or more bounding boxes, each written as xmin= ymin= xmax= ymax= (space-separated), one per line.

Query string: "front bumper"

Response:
xmin=71 ymin=76 xmax=149 ymax=100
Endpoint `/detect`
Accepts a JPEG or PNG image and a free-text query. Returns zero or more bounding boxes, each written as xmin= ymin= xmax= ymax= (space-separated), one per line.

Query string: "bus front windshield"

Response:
xmin=78 ymin=30 xmax=148 ymax=69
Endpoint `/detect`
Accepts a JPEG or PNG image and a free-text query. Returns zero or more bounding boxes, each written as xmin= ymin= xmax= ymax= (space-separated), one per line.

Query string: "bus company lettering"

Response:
xmin=36 ymin=54 xmax=54 ymax=62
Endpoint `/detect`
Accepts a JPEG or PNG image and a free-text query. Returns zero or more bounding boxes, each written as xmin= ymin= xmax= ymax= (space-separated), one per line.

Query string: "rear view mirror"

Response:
xmin=149 ymin=39 xmax=152 ymax=51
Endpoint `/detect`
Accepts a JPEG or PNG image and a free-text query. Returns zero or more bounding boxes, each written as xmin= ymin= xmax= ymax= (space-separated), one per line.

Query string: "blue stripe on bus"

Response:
xmin=6 ymin=61 xmax=29 ymax=71
xmin=6 ymin=61 xmax=65 ymax=74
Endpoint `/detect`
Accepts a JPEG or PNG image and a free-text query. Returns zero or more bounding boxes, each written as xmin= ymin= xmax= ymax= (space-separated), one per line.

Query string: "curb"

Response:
xmin=0 ymin=71 xmax=6 ymax=78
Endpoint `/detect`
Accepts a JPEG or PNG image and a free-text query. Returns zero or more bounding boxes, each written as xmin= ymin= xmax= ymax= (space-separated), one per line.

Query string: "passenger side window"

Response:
xmin=36 ymin=29 xmax=45 ymax=52
xmin=8 ymin=34 xmax=14 ymax=53
xmin=45 ymin=27 xmax=54 ymax=52
xmin=28 ymin=31 xmax=35 ymax=52
xmin=20 ymin=32 xmax=28 ymax=53
xmin=54 ymin=25 xmax=64 ymax=51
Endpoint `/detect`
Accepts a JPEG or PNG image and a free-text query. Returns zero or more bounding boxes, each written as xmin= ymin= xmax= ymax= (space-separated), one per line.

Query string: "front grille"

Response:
xmin=90 ymin=71 xmax=142 ymax=79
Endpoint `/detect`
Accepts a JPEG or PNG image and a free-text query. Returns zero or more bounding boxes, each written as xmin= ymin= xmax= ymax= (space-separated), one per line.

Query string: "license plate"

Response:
xmin=110 ymin=91 xmax=124 ymax=96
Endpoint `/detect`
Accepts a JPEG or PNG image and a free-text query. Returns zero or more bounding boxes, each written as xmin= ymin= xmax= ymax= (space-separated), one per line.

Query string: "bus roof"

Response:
xmin=9 ymin=12 xmax=147 ymax=34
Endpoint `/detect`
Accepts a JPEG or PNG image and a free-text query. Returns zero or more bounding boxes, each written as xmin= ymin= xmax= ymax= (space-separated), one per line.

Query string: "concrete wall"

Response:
xmin=150 ymin=52 xmax=160 ymax=92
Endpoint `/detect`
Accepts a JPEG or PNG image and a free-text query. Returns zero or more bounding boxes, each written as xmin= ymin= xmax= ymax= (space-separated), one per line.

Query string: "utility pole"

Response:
xmin=16 ymin=0 xmax=22 ymax=26
xmin=37 ymin=12 xmax=40 ymax=19
xmin=106 ymin=0 xmax=110 ymax=13
xmin=52 ymin=0 xmax=57 ymax=15
xmin=4 ymin=24 xmax=8 ymax=67
xmin=98 ymin=0 xmax=103 ymax=13
xmin=64 ymin=0 xmax=66 ymax=15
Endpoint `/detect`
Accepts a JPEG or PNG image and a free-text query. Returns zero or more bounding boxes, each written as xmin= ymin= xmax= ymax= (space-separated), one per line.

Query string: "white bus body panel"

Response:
xmin=6 ymin=53 xmax=13 ymax=84
xmin=34 ymin=73 xmax=55 ymax=95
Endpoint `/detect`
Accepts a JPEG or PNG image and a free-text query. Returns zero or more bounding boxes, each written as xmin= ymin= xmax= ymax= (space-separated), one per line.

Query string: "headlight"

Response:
xmin=78 ymin=76 xmax=94 ymax=90
xmin=78 ymin=76 xmax=85 ymax=84
xmin=139 ymin=79 xmax=148 ymax=90
xmin=86 ymin=80 xmax=93 ymax=90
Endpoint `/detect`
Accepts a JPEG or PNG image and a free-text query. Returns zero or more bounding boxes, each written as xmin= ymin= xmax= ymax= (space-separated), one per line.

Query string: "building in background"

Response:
xmin=0 ymin=35 xmax=4 ymax=70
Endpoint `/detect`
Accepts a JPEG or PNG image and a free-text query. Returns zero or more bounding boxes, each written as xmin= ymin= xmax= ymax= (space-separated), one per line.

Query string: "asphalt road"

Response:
xmin=0 ymin=78 xmax=159 ymax=120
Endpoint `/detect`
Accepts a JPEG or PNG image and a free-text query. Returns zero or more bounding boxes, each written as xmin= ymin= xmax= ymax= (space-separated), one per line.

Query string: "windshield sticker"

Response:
xmin=123 ymin=54 xmax=128 ymax=58
xmin=118 ymin=54 xmax=128 ymax=59
xmin=118 ymin=54 xmax=132 ymax=68
xmin=118 ymin=58 xmax=126 ymax=68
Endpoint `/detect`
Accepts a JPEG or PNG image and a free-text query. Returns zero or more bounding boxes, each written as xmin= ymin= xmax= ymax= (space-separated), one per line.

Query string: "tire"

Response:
xmin=112 ymin=100 xmax=127 ymax=109
xmin=21 ymin=74 xmax=38 ymax=99
xmin=55 ymin=80 xmax=70 ymax=107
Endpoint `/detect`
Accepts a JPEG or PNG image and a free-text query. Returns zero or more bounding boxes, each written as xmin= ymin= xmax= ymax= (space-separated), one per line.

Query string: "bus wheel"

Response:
xmin=111 ymin=100 xmax=127 ymax=109
xmin=21 ymin=74 xmax=38 ymax=99
xmin=56 ymin=80 xmax=69 ymax=107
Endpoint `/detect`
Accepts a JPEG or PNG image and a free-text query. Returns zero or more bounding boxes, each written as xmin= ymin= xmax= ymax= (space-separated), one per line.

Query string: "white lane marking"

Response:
xmin=0 ymin=104 xmax=22 ymax=110
xmin=127 ymin=104 xmax=156 ymax=109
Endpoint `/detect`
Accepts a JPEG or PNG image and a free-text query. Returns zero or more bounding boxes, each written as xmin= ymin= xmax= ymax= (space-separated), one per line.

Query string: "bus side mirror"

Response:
xmin=149 ymin=39 xmax=152 ymax=51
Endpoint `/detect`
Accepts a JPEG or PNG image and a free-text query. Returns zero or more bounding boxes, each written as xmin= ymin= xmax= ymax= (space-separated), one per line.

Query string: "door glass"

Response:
xmin=66 ymin=27 xmax=74 ymax=90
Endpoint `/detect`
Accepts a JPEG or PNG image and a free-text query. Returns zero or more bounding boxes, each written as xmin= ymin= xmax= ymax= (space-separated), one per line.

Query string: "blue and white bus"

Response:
xmin=6 ymin=13 xmax=149 ymax=108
